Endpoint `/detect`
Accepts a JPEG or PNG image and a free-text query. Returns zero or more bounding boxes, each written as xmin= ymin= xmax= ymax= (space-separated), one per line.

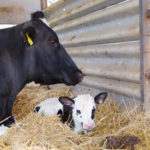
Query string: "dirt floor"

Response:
xmin=0 ymin=84 xmax=149 ymax=150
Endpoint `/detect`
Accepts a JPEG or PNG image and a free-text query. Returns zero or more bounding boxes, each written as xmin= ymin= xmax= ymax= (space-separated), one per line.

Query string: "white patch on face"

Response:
xmin=40 ymin=18 xmax=50 ymax=27
xmin=35 ymin=97 xmax=63 ymax=116
xmin=0 ymin=124 xmax=9 ymax=136
xmin=72 ymin=94 xmax=96 ymax=132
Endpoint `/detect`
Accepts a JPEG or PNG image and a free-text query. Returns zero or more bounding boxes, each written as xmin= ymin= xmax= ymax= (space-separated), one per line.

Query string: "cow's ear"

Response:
xmin=21 ymin=26 xmax=36 ymax=46
xmin=94 ymin=92 xmax=108 ymax=104
xmin=31 ymin=11 xmax=45 ymax=20
xmin=59 ymin=97 xmax=74 ymax=107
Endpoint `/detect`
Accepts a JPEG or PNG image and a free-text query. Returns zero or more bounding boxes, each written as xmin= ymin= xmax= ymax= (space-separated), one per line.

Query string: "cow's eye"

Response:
xmin=76 ymin=109 xmax=81 ymax=114
xmin=50 ymin=40 xmax=55 ymax=45
xmin=49 ymin=40 xmax=59 ymax=48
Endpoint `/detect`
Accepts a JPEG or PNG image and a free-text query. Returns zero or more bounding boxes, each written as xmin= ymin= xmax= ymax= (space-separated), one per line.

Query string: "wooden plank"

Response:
xmin=41 ymin=0 xmax=47 ymax=10
xmin=0 ymin=0 xmax=41 ymax=24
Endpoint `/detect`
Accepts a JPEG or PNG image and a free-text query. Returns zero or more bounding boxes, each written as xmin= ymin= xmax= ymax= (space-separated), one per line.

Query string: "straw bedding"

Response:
xmin=0 ymin=84 xmax=149 ymax=150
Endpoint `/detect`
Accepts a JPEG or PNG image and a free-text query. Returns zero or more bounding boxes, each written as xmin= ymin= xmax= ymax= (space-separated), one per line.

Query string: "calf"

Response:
xmin=34 ymin=92 xmax=107 ymax=133
xmin=0 ymin=11 xmax=83 ymax=135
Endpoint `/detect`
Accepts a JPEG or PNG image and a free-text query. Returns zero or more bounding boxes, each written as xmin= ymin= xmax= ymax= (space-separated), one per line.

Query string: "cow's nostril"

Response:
xmin=76 ymin=72 xmax=83 ymax=82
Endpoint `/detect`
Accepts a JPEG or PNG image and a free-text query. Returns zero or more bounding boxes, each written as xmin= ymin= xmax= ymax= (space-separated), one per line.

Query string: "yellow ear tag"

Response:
xmin=26 ymin=33 xmax=33 ymax=46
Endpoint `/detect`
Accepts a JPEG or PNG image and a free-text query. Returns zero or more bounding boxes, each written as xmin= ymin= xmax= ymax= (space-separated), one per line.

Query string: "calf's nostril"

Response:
xmin=83 ymin=123 xmax=95 ymax=130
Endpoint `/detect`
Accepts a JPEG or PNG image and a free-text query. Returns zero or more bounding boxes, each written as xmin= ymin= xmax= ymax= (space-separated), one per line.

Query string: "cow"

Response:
xmin=0 ymin=11 xmax=83 ymax=135
xmin=34 ymin=92 xmax=108 ymax=133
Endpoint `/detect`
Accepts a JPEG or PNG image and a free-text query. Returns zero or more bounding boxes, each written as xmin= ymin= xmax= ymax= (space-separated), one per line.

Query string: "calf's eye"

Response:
xmin=51 ymin=41 xmax=55 ymax=44
xmin=50 ymin=40 xmax=55 ymax=45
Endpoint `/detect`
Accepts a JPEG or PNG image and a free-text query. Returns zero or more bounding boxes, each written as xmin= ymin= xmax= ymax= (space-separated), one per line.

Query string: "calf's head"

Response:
xmin=59 ymin=92 xmax=108 ymax=131
xmin=22 ymin=11 xmax=83 ymax=85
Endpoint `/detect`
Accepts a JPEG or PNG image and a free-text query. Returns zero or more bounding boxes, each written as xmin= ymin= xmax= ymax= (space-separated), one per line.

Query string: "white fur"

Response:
xmin=40 ymin=18 xmax=50 ymax=27
xmin=35 ymin=98 xmax=63 ymax=116
xmin=72 ymin=94 xmax=96 ymax=133
xmin=0 ymin=125 xmax=9 ymax=136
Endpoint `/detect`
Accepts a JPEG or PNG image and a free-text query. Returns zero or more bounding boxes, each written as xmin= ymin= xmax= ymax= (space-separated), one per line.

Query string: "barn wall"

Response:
xmin=44 ymin=0 xmax=140 ymax=103
xmin=0 ymin=0 xmax=41 ymax=24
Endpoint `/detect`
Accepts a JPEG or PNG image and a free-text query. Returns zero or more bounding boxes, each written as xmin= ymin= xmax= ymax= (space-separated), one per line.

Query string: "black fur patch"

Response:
xmin=76 ymin=110 xmax=81 ymax=115
xmin=91 ymin=107 xmax=95 ymax=119
xmin=31 ymin=11 xmax=45 ymax=20
xmin=0 ymin=116 xmax=15 ymax=127
xmin=60 ymin=105 xmax=74 ymax=128
xmin=57 ymin=109 xmax=62 ymax=115
xmin=34 ymin=106 xmax=40 ymax=113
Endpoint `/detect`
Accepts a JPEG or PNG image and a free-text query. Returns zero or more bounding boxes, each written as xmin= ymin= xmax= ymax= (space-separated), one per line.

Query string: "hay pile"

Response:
xmin=0 ymin=84 xmax=149 ymax=149
xmin=12 ymin=84 xmax=72 ymax=120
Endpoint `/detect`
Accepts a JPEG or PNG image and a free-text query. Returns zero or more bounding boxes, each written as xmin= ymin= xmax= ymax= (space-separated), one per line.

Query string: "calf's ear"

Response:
xmin=94 ymin=92 xmax=108 ymax=104
xmin=21 ymin=24 xmax=36 ymax=46
xmin=59 ymin=97 xmax=74 ymax=107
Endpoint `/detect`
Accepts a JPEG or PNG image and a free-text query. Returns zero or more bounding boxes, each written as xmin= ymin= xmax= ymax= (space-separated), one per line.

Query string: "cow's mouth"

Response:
xmin=38 ymin=71 xmax=83 ymax=86
xmin=61 ymin=79 xmax=74 ymax=86
xmin=61 ymin=72 xmax=83 ymax=86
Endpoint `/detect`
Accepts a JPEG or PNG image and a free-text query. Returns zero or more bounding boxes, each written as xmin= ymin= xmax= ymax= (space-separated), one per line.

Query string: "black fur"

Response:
xmin=0 ymin=116 xmax=15 ymax=127
xmin=91 ymin=107 xmax=95 ymax=119
xmin=31 ymin=11 xmax=45 ymax=20
xmin=94 ymin=92 xmax=108 ymax=104
xmin=76 ymin=110 xmax=81 ymax=115
xmin=34 ymin=106 xmax=40 ymax=113
xmin=60 ymin=105 xmax=74 ymax=128
xmin=57 ymin=109 xmax=62 ymax=115
xmin=0 ymin=11 xmax=83 ymax=127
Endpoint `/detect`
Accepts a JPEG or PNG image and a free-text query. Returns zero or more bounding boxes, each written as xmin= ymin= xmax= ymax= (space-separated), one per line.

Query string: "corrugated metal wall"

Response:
xmin=44 ymin=0 xmax=140 ymax=103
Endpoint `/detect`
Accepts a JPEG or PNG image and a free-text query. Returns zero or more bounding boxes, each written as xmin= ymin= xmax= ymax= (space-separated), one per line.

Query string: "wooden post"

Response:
xmin=41 ymin=0 xmax=47 ymax=10
xmin=140 ymin=0 xmax=150 ymax=110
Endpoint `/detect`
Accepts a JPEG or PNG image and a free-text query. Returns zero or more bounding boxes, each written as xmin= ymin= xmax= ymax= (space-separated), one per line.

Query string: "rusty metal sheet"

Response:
xmin=67 ymin=41 xmax=140 ymax=83
xmin=44 ymin=0 xmax=140 ymax=102
xmin=58 ymin=14 xmax=139 ymax=47
xmin=81 ymin=76 xmax=141 ymax=99
xmin=73 ymin=57 xmax=140 ymax=83
xmin=67 ymin=41 xmax=139 ymax=57
xmin=53 ymin=0 xmax=138 ymax=32
xmin=44 ymin=0 xmax=127 ymax=27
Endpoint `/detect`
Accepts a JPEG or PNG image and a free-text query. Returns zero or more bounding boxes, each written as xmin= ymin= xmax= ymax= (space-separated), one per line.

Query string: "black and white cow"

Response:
xmin=0 ymin=11 xmax=83 ymax=135
xmin=34 ymin=92 xmax=107 ymax=133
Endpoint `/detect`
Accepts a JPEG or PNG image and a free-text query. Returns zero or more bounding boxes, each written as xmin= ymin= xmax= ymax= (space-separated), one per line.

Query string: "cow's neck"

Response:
xmin=23 ymin=47 xmax=37 ymax=84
